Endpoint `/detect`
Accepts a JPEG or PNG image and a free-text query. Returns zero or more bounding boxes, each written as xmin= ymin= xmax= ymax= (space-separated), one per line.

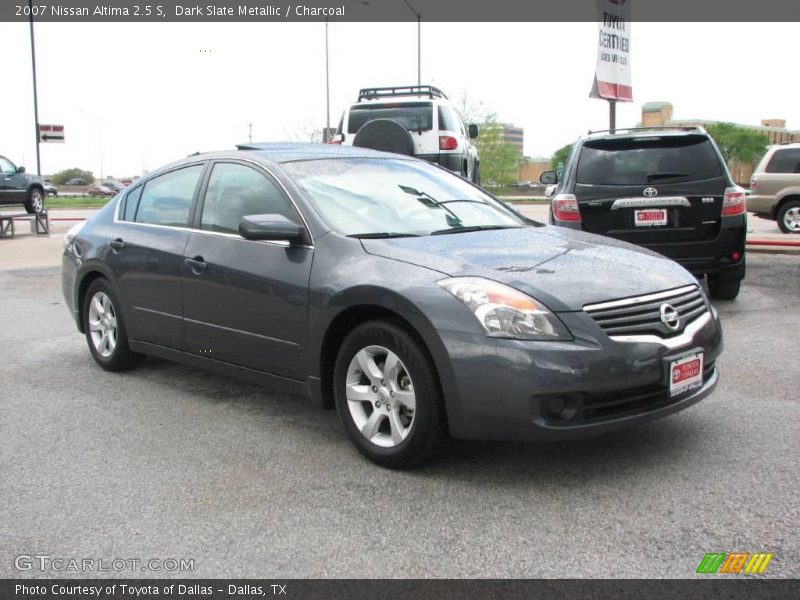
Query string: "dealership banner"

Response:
xmin=590 ymin=0 xmax=633 ymax=102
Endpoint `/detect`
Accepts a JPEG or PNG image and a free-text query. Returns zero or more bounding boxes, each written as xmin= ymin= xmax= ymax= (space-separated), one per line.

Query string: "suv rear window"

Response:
xmin=347 ymin=102 xmax=433 ymax=134
xmin=576 ymin=136 xmax=723 ymax=185
xmin=765 ymin=148 xmax=800 ymax=173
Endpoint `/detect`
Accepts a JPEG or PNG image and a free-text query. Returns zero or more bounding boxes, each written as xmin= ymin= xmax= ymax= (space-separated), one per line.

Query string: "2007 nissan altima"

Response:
xmin=62 ymin=143 xmax=722 ymax=468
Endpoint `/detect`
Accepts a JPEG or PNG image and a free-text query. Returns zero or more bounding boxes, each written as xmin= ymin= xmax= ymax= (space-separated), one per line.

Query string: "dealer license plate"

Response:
xmin=669 ymin=353 xmax=704 ymax=397
xmin=634 ymin=208 xmax=668 ymax=226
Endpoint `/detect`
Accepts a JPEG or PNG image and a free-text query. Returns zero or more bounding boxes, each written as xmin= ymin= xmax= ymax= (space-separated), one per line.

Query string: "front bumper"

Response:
xmin=438 ymin=309 xmax=722 ymax=442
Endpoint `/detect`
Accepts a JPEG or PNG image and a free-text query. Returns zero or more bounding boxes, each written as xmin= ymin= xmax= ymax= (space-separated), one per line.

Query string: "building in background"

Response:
xmin=500 ymin=124 xmax=524 ymax=156
xmin=641 ymin=102 xmax=800 ymax=182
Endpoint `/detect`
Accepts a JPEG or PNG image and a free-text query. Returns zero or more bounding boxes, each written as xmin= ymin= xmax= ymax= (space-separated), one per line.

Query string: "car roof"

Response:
xmin=231 ymin=142 xmax=414 ymax=163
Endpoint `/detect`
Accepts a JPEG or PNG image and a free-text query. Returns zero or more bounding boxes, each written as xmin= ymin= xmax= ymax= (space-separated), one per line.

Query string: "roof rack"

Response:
xmin=357 ymin=85 xmax=448 ymax=102
xmin=587 ymin=125 xmax=706 ymax=135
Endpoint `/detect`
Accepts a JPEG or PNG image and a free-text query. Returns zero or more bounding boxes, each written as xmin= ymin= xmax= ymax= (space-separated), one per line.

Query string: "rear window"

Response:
xmin=576 ymin=136 xmax=723 ymax=185
xmin=347 ymin=102 xmax=433 ymax=134
xmin=765 ymin=148 xmax=800 ymax=174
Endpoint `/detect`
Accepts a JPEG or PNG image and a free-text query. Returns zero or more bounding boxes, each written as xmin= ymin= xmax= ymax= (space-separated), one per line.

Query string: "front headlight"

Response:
xmin=438 ymin=277 xmax=572 ymax=341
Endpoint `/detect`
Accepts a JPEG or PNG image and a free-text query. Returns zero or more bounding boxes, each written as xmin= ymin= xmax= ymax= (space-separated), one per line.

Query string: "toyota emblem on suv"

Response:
xmin=643 ymin=187 xmax=658 ymax=197
xmin=660 ymin=303 xmax=680 ymax=331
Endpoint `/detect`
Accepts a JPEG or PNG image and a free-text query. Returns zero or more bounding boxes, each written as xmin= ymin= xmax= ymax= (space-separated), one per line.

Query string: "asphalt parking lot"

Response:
xmin=0 ymin=221 xmax=798 ymax=579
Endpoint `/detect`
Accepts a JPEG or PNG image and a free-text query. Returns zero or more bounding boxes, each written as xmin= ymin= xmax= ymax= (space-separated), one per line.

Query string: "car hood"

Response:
xmin=361 ymin=226 xmax=697 ymax=312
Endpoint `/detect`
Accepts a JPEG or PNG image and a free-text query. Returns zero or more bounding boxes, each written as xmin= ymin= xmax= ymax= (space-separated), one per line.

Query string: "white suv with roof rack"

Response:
xmin=333 ymin=85 xmax=481 ymax=184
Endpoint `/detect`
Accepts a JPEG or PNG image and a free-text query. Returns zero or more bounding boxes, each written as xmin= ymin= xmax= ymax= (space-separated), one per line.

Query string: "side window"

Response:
xmin=200 ymin=163 xmax=298 ymax=235
xmin=0 ymin=157 xmax=16 ymax=174
xmin=134 ymin=165 xmax=203 ymax=227
xmin=766 ymin=149 xmax=800 ymax=174
xmin=121 ymin=186 xmax=143 ymax=221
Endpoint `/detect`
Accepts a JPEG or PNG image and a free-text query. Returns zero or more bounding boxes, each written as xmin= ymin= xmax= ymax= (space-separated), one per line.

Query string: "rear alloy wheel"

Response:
xmin=708 ymin=276 xmax=741 ymax=300
xmin=334 ymin=320 xmax=446 ymax=468
xmin=25 ymin=188 xmax=44 ymax=214
xmin=777 ymin=200 xmax=800 ymax=234
xmin=83 ymin=279 xmax=145 ymax=371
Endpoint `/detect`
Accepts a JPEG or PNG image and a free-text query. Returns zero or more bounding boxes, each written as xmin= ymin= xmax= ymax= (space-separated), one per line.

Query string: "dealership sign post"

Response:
xmin=590 ymin=0 xmax=633 ymax=132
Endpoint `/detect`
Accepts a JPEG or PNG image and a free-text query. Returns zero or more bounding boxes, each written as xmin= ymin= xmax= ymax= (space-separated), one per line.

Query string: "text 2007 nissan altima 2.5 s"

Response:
xmin=62 ymin=143 xmax=722 ymax=468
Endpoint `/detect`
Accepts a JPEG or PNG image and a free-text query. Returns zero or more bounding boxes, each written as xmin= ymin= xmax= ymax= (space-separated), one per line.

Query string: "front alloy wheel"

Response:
xmin=334 ymin=320 xmax=446 ymax=468
xmin=345 ymin=345 xmax=416 ymax=448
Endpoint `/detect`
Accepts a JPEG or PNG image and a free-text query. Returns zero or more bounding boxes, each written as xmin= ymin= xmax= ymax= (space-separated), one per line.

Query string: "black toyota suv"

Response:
xmin=540 ymin=127 xmax=746 ymax=300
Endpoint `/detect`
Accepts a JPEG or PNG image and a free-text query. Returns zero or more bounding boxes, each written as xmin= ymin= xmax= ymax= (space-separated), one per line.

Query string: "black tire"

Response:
xmin=25 ymin=187 xmax=44 ymax=214
xmin=82 ymin=278 xmax=145 ymax=371
xmin=472 ymin=162 xmax=481 ymax=185
xmin=333 ymin=320 xmax=447 ymax=469
xmin=776 ymin=199 xmax=800 ymax=234
xmin=708 ymin=276 xmax=741 ymax=300
xmin=352 ymin=119 xmax=415 ymax=156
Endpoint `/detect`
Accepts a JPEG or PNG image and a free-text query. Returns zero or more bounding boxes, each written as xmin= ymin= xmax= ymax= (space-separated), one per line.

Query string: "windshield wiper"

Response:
xmin=347 ymin=232 xmax=422 ymax=239
xmin=430 ymin=225 xmax=522 ymax=236
xmin=646 ymin=172 xmax=691 ymax=182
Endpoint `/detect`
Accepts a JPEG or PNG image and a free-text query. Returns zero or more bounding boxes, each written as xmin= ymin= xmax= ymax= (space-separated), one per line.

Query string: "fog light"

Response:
xmin=546 ymin=397 xmax=566 ymax=418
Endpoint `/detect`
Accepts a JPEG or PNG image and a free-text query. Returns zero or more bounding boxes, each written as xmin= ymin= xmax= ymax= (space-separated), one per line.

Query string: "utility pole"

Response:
xmin=609 ymin=100 xmax=616 ymax=134
xmin=248 ymin=123 xmax=253 ymax=142
xmin=402 ymin=0 xmax=421 ymax=85
xmin=325 ymin=17 xmax=330 ymax=142
xmin=28 ymin=0 xmax=41 ymax=176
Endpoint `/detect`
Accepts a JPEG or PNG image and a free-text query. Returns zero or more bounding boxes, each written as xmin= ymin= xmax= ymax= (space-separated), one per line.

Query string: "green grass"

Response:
xmin=46 ymin=196 xmax=112 ymax=209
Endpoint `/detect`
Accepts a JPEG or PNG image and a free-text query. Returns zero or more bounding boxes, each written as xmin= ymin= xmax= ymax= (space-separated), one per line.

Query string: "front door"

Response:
xmin=181 ymin=161 xmax=313 ymax=381
xmin=0 ymin=156 xmax=27 ymax=204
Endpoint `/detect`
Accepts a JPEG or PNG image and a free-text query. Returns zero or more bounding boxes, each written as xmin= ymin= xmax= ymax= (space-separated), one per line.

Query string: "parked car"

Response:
xmin=0 ymin=154 xmax=45 ymax=213
xmin=66 ymin=177 xmax=88 ymax=186
xmin=103 ymin=181 xmax=127 ymax=193
xmin=334 ymin=85 xmax=481 ymax=184
xmin=43 ymin=180 xmax=58 ymax=196
xmin=748 ymin=142 xmax=800 ymax=233
xmin=86 ymin=185 xmax=115 ymax=197
xmin=540 ymin=126 xmax=746 ymax=300
xmin=62 ymin=143 xmax=722 ymax=468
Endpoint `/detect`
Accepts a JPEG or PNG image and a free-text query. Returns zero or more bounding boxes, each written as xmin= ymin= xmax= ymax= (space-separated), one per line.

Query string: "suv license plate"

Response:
xmin=634 ymin=208 xmax=668 ymax=226
xmin=669 ymin=353 xmax=704 ymax=397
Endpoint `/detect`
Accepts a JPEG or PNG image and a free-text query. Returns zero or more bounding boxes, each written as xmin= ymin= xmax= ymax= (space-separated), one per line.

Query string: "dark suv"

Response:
xmin=0 ymin=154 xmax=45 ymax=214
xmin=540 ymin=127 xmax=746 ymax=300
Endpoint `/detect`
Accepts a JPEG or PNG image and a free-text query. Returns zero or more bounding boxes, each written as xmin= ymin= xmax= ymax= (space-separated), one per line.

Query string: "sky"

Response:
xmin=1 ymin=21 xmax=797 ymax=178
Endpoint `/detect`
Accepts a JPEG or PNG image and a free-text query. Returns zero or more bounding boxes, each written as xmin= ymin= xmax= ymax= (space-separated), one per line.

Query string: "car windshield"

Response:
xmin=576 ymin=135 xmax=723 ymax=185
xmin=283 ymin=158 xmax=526 ymax=237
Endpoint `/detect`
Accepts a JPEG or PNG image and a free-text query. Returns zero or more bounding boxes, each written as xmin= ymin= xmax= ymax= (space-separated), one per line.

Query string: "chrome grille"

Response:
xmin=584 ymin=285 xmax=709 ymax=338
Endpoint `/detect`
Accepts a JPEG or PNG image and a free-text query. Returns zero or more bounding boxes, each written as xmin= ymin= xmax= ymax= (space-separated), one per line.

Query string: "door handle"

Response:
xmin=109 ymin=238 xmax=126 ymax=251
xmin=185 ymin=256 xmax=208 ymax=274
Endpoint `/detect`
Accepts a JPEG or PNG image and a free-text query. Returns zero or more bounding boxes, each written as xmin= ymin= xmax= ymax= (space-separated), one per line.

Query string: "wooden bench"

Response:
xmin=0 ymin=211 xmax=50 ymax=239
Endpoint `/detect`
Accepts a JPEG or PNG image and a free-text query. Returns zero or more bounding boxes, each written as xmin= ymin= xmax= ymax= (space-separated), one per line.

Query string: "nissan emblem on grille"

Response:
xmin=643 ymin=187 xmax=658 ymax=197
xmin=660 ymin=304 xmax=680 ymax=331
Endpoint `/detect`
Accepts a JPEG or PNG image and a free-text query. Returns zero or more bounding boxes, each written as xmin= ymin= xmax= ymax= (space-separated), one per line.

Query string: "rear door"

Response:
xmin=573 ymin=135 xmax=728 ymax=245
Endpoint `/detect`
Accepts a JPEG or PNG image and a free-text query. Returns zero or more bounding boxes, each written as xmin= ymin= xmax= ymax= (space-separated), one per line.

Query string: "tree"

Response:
xmin=51 ymin=168 xmax=94 ymax=185
xmin=705 ymin=123 xmax=769 ymax=166
xmin=475 ymin=114 xmax=520 ymax=187
xmin=551 ymin=143 xmax=573 ymax=171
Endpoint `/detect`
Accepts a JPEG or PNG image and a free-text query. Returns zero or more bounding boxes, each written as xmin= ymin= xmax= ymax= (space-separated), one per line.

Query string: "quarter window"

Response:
xmin=200 ymin=163 xmax=297 ymax=235
xmin=766 ymin=148 xmax=800 ymax=174
xmin=121 ymin=186 xmax=143 ymax=221
xmin=134 ymin=165 xmax=203 ymax=227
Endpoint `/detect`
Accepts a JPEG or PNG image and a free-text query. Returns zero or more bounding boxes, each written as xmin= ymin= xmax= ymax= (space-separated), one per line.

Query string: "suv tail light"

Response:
xmin=722 ymin=186 xmax=746 ymax=216
xmin=552 ymin=194 xmax=581 ymax=222
xmin=439 ymin=136 xmax=458 ymax=151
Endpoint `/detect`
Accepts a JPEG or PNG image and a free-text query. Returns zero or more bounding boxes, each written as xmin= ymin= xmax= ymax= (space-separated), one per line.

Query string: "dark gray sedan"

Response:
xmin=62 ymin=143 xmax=722 ymax=468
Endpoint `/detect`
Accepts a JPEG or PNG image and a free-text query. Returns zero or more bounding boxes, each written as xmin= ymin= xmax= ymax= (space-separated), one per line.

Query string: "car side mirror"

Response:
xmin=540 ymin=170 xmax=558 ymax=185
xmin=239 ymin=214 xmax=305 ymax=244
xmin=468 ymin=124 xmax=479 ymax=139
xmin=17 ymin=166 xmax=25 ymax=174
